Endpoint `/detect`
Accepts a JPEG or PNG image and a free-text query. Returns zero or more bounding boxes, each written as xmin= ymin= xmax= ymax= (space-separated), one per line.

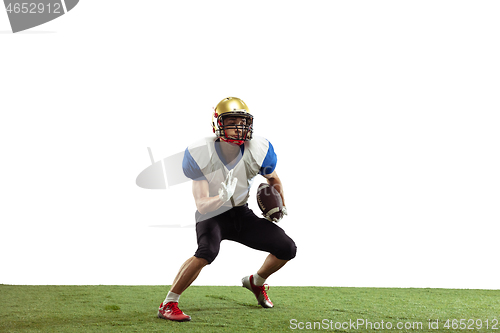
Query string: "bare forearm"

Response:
xmin=267 ymin=176 xmax=285 ymax=207
xmin=196 ymin=195 xmax=225 ymax=215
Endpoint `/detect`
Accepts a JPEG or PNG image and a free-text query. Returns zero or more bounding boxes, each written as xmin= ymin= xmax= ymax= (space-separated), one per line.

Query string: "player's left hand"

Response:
xmin=277 ymin=206 xmax=288 ymax=223
xmin=266 ymin=206 xmax=287 ymax=223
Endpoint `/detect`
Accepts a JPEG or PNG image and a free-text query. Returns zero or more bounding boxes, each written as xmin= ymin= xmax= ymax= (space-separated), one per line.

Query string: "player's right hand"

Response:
xmin=218 ymin=169 xmax=237 ymax=202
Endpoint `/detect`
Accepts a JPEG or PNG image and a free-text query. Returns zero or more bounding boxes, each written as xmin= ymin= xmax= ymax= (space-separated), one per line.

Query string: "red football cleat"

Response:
xmin=242 ymin=275 xmax=274 ymax=308
xmin=157 ymin=302 xmax=191 ymax=322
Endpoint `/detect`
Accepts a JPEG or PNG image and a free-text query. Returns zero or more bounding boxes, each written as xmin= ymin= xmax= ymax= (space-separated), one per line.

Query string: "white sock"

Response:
xmin=252 ymin=273 xmax=266 ymax=286
xmin=164 ymin=291 xmax=180 ymax=304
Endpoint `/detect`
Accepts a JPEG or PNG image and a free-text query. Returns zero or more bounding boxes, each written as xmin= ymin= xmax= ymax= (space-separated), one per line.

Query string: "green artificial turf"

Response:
xmin=1 ymin=285 xmax=499 ymax=332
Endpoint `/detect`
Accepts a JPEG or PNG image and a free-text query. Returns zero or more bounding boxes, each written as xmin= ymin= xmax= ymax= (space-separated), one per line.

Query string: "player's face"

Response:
xmin=224 ymin=116 xmax=247 ymax=140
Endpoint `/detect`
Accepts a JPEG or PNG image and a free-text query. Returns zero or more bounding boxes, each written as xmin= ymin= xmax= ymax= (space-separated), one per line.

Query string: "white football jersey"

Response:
xmin=183 ymin=136 xmax=277 ymax=209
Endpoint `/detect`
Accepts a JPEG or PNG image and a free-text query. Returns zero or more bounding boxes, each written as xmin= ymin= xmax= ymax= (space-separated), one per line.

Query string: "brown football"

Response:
xmin=256 ymin=183 xmax=283 ymax=221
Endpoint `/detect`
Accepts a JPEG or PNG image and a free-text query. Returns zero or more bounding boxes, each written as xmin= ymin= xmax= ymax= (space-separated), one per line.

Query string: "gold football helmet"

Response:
xmin=212 ymin=97 xmax=254 ymax=145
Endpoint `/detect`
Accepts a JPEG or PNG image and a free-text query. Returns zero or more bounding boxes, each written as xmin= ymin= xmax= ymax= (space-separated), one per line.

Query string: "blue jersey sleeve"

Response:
xmin=259 ymin=141 xmax=277 ymax=175
xmin=182 ymin=148 xmax=207 ymax=181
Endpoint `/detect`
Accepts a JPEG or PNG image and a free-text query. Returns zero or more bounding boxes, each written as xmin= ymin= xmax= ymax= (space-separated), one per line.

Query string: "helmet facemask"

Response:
xmin=215 ymin=111 xmax=253 ymax=145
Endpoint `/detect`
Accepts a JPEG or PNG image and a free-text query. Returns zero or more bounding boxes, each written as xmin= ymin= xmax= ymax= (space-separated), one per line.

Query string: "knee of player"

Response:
xmin=277 ymin=239 xmax=297 ymax=261
xmin=195 ymin=248 xmax=220 ymax=265
xmin=287 ymin=242 xmax=297 ymax=260
xmin=194 ymin=244 xmax=220 ymax=265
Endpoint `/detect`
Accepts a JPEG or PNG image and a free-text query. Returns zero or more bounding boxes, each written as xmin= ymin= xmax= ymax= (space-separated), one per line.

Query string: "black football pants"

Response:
xmin=194 ymin=204 xmax=297 ymax=264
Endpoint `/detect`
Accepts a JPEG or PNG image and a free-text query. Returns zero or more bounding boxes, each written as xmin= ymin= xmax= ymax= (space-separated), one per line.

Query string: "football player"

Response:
xmin=157 ymin=97 xmax=297 ymax=322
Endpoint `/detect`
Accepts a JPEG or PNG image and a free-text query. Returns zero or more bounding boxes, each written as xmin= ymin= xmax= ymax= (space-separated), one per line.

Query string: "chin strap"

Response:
xmin=221 ymin=137 xmax=245 ymax=146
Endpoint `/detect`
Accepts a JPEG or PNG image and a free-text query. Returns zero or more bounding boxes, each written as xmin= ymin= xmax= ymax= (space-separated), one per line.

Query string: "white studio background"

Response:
xmin=1 ymin=1 xmax=499 ymax=289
